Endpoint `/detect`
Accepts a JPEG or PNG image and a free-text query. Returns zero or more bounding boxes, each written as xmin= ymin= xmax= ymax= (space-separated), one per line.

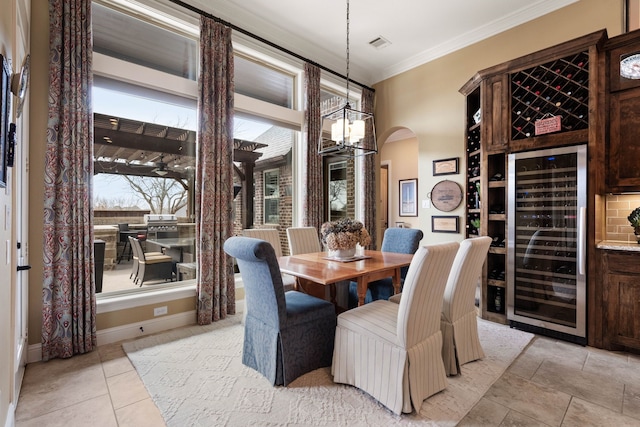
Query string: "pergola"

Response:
xmin=93 ymin=112 xmax=266 ymax=227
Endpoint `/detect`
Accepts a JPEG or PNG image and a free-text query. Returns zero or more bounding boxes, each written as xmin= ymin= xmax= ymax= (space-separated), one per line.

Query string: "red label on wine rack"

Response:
xmin=535 ymin=115 xmax=562 ymax=135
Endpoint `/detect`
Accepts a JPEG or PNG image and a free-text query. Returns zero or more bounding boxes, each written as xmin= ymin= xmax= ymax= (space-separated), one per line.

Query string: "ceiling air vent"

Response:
xmin=369 ymin=36 xmax=391 ymax=50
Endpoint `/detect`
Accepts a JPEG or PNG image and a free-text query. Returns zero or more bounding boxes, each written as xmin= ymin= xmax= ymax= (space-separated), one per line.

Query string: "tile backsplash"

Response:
xmin=605 ymin=194 xmax=640 ymax=242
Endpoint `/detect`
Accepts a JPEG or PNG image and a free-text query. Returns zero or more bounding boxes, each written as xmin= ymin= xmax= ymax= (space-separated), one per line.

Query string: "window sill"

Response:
xmin=96 ymin=280 xmax=197 ymax=313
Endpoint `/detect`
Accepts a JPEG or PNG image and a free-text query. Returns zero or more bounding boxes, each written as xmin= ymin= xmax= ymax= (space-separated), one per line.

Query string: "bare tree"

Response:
xmin=121 ymin=175 xmax=188 ymax=214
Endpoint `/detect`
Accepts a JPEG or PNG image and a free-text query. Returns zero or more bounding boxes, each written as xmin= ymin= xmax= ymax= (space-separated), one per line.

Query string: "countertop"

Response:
xmin=596 ymin=240 xmax=640 ymax=252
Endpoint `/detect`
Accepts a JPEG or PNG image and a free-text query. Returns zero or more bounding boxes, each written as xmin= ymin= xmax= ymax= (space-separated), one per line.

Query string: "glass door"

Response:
xmin=507 ymin=145 xmax=587 ymax=342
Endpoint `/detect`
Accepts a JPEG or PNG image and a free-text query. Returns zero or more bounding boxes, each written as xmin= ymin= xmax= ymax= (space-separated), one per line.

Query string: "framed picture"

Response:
xmin=0 ymin=54 xmax=11 ymax=188
xmin=432 ymin=216 xmax=459 ymax=233
xmin=399 ymin=178 xmax=418 ymax=217
xmin=433 ymin=157 xmax=459 ymax=176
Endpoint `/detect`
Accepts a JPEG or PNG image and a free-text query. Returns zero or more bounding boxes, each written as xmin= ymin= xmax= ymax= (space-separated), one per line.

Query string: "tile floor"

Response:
xmin=14 ymin=324 xmax=640 ymax=426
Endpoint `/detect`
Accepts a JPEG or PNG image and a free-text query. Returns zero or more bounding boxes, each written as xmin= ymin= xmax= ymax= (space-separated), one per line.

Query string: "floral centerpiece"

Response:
xmin=628 ymin=207 xmax=640 ymax=243
xmin=321 ymin=218 xmax=371 ymax=259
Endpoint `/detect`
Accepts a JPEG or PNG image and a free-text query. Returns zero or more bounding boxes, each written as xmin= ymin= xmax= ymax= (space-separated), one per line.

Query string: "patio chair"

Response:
xmin=128 ymin=236 xmax=164 ymax=282
xmin=224 ymin=236 xmax=336 ymax=386
xmin=332 ymin=242 xmax=459 ymax=414
xmin=347 ymin=227 xmax=423 ymax=307
xmin=130 ymin=237 xmax=174 ymax=286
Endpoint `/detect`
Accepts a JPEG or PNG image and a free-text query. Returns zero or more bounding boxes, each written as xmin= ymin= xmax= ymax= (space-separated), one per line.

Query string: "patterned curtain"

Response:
xmin=361 ymin=87 xmax=377 ymax=249
xmin=196 ymin=17 xmax=235 ymax=324
xmin=303 ymin=63 xmax=323 ymax=229
xmin=42 ymin=0 xmax=96 ymax=361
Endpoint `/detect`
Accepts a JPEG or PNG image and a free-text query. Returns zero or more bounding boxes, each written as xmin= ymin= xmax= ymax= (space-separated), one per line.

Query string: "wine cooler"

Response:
xmin=507 ymin=144 xmax=587 ymax=345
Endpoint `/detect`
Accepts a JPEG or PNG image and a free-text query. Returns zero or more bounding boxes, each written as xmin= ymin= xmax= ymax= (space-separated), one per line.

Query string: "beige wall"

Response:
xmin=380 ymin=136 xmax=419 ymax=230
xmin=374 ymin=0 xmax=624 ymax=244
xmin=28 ymin=0 xmax=47 ymax=346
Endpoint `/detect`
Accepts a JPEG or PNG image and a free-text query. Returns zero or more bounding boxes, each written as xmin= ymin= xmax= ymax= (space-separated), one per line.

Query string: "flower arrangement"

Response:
xmin=321 ymin=218 xmax=371 ymax=251
xmin=628 ymin=207 xmax=640 ymax=233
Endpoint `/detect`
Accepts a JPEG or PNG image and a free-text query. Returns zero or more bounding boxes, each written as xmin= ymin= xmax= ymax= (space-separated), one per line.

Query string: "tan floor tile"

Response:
xmin=107 ymin=369 xmax=151 ymax=409
xmin=115 ymin=398 xmax=166 ymax=427
xmin=583 ymin=348 xmax=640 ymax=387
xmin=531 ymin=359 xmax=624 ymax=412
xmin=508 ymin=348 xmax=544 ymax=380
xmin=501 ymin=409 xmax=552 ymax=426
xmin=623 ymin=383 xmax=640 ymax=421
xmin=484 ymin=371 xmax=571 ymax=426
xmin=102 ymin=355 xmax=135 ymax=378
xmin=457 ymin=397 xmax=509 ymax=426
xmin=16 ymin=352 xmax=108 ymax=421
xmin=516 ymin=336 xmax=588 ymax=372
xmin=15 ymin=394 xmax=117 ymax=427
xmin=562 ymin=397 xmax=640 ymax=427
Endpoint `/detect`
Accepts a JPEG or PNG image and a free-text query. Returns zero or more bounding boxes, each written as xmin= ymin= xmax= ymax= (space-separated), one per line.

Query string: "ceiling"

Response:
xmin=184 ymin=0 xmax=578 ymax=85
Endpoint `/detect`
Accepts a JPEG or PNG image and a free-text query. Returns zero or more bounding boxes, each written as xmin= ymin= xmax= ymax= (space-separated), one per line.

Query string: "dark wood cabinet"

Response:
xmin=482 ymin=74 xmax=508 ymax=153
xmin=601 ymin=250 xmax=640 ymax=352
xmin=608 ymin=88 xmax=640 ymax=191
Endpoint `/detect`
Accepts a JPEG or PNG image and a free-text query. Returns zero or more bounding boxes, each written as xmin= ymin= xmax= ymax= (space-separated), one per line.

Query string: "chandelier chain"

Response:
xmin=345 ymin=0 xmax=350 ymax=104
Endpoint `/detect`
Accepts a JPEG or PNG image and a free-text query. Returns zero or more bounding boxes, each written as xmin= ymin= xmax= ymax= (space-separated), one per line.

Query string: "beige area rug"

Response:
xmin=123 ymin=315 xmax=533 ymax=426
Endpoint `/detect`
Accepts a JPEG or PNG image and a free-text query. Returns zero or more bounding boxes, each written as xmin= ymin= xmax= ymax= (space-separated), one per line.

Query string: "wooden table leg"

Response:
xmin=392 ymin=267 xmax=402 ymax=294
xmin=357 ymin=277 xmax=367 ymax=306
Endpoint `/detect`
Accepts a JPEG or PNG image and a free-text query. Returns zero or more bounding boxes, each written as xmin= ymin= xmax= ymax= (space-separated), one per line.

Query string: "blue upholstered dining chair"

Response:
xmin=223 ymin=236 xmax=336 ymax=386
xmin=348 ymin=227 xmax=423 ymax=307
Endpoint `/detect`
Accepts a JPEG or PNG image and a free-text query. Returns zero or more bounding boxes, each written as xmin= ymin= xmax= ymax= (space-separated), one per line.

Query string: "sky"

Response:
xmin=92 ymin=86 xmax=271 ymax=210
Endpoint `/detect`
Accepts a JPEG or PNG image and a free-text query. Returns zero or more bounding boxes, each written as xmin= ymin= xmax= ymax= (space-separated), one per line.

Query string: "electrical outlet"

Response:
xmin=154 ymin=306 xmax=168 ymax=316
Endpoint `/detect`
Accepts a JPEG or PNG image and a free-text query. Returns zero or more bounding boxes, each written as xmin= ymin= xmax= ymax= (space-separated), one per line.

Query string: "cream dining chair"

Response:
xmin=242 ymin=228 xmax=295 ymax=291
xmin=390 ymin=236 xmax=492 ymax=376
xmin=285 ymin=227 xmax=327 ymax=299
xmin=286 ymin=227 xmax=322 ymax=255
xmin=331 ymin=242 xmax=459 ymax=415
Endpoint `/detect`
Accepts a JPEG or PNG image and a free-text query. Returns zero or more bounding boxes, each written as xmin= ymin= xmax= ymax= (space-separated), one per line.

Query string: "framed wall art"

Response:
xmin=0 ymin=54 xmax=11 ymax=188
xmin=433 ymin=157 xmax=459 ymax=176
xmin=399 ymin=178 xmax=418 ymax=217
xmin=432 ymin=216 xmax=459 ymax=233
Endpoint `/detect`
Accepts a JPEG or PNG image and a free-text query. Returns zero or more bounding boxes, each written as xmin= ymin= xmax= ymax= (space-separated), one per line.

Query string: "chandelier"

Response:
xmin=318 ymin=0 xmax=377 ymax=158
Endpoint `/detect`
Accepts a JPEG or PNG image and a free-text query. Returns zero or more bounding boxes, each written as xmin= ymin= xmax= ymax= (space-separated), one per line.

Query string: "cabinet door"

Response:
xmin=609 ymin=87 xmax=640 ymax=191
xmin=482 ymin=75 xmax=509 ymax=153
xmin=606 ymin=272 xmax=640 ymax=350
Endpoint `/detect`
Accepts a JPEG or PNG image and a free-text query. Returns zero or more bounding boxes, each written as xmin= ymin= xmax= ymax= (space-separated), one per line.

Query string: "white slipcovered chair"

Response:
xmin=331 ymin=242 xmax=459 ymax=415
xmin=286 ymin=227 xmax=327 ymax=299
xmin=440 ymin=236 xmax=492 ymax=376
xmin=286 ymin=226 xmax=322 ymax=255
xmin=242 ymin=228 xmax=295 ymax=291
xmin=389 ymin=236 xmax=492 ymax=376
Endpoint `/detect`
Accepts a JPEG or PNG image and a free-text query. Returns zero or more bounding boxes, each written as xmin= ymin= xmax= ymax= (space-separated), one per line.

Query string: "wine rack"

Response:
xmin=511 ymin=51 xmax=589 ymax=140
xmin=486 ymin=152 xmax=506 ymax=318
xmin=464 ymin=85 xmax=482 ymax=239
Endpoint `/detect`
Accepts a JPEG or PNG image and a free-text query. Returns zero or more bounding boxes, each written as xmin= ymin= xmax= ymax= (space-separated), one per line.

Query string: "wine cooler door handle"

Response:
xmin=578 ymin=206 xmax=586 ymax=276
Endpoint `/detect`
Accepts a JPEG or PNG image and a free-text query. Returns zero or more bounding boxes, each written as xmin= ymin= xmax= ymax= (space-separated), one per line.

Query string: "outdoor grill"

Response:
xmin=144 ymin=214 xmax=179 ymax=240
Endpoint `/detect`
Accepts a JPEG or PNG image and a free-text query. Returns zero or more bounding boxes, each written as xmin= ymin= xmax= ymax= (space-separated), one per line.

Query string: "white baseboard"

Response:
xmin=27 ymin=310 xmax=197 ymax=363
xmin=4 ymin=402 xmax=15 ymax=427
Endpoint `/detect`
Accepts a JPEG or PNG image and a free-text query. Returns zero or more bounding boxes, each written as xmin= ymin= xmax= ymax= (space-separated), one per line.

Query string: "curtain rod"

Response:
xmin=167 ymin=0 xmax=374 ymax=92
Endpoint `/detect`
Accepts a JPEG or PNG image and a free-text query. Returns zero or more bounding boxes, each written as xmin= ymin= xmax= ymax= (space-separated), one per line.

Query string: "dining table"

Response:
xmin=278 ymin=250 xmax=414 ymax=307
xmin=145 ymin=237 xmax=196 ymax=263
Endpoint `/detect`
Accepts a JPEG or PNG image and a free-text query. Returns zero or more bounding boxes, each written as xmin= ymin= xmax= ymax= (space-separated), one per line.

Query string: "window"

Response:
xmin=263 ymin=169 xmax=280 ymax=224
xmin=327 ymin=161 xmax=348 ymax=221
